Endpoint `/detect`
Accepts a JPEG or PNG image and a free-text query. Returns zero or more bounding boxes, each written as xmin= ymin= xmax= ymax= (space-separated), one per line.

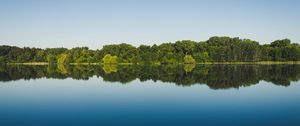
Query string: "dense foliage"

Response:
xmin=1 ymin=37 xmax=299 ymax=64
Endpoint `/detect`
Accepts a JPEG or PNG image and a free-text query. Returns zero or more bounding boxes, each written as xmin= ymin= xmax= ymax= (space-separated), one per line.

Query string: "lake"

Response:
xmin=0 ymin=64 xmax=300 ymax=126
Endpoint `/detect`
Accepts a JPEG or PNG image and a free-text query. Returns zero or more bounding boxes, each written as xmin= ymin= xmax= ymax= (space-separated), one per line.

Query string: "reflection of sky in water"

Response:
xmin=0 ymin=77 xmax=299 ymax=126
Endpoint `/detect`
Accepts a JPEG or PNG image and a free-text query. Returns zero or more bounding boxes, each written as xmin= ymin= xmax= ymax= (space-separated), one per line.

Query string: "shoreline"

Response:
xmin=5 ymin=61 xmax=300 ymax=65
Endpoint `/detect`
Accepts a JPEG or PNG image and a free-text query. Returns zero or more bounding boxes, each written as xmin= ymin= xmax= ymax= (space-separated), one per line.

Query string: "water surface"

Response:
xmin=0 ymin=64 xmax=299 ymax=126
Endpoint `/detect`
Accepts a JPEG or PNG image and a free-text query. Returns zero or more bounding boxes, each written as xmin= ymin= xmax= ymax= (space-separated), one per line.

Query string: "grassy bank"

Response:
xmin=196 ymin=61 xmax=300 ymax=64
xmin=7 ymin=62 xmax=49 ymax=65
xmin=5 ymin=61 xmax=300 ymax=65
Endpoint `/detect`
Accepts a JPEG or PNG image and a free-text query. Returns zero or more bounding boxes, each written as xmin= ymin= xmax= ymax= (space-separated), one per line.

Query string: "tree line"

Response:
xmin=0 ymin=36 xmax=300 ymax=64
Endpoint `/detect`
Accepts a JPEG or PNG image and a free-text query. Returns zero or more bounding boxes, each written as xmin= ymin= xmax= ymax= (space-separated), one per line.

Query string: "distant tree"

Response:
xmin=46 ymin=54 xmax=56 ymax=64
xmin=87 ymin=56 xmax=94 ymax=64
xmin=184 ymin=55 xmax=196 ymax=64
xmin=34 ymin=50 xmax=45 ymax=62
xmin=174 ymin=40 xmax=196 ymax=54
xmin=110 ymin=56 xmax=118 ymax=64
xmin=271 ymin=39 xmax=291 ymax=47
xmin=57 ymin=54 xmax=70 ymax=64
xmin=0 ymin=56 xmax=6 ymax=64
xmin=193 ymin=52 xmax=209 ymax=62
xmin=1 ymin=37 xmax=300 ymax=64
xmin=102 ymin=54 xmax=118 ymax=64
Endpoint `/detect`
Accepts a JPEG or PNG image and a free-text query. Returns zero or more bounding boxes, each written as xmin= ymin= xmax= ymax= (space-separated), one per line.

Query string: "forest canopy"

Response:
xmin=0 ymin=36 xmax=300 ymax=64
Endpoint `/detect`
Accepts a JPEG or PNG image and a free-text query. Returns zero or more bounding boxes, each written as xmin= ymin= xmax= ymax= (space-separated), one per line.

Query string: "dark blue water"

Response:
xmin=0 ymin=65 xmax=300 ymax=126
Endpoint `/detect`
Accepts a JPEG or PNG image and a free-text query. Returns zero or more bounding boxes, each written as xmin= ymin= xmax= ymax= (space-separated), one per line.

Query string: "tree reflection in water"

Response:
xmin=0 ymin=64 xmax=299 ymax=89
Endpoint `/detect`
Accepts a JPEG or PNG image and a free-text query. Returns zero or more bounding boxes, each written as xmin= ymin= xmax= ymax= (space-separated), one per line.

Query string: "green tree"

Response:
xmin=271 ymin=39 xmax=291 ymax=47
xmin=1 ymin=36 xmax=300 ymax=64
xmin=102 ymin=54 xmax=118 ymax=64
xmin=184 ymin=55 xmax=196 ymax=64
xmin=0 ymin=56 xmax=6 ymax=64
xmin=57 ymin=54 xmax=71 ymax=64
xmin=193 ymin=52 xmax=209 ymax=62
xmin=46 ymin=54 xmax=56 ymax=64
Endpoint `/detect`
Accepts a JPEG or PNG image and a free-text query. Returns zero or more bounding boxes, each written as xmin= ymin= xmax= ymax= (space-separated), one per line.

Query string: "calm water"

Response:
xmin=0 ymin=64 xmax=300 ymax=126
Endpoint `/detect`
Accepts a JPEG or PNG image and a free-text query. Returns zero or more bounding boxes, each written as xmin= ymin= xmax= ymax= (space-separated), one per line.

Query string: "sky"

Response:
xmin=0 ymin=0 xmax=299 ymax=49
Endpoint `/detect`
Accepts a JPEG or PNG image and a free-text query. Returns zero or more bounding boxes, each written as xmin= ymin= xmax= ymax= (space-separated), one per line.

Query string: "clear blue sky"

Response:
xmin=0 ymin=0 xmax=299 ymax=49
